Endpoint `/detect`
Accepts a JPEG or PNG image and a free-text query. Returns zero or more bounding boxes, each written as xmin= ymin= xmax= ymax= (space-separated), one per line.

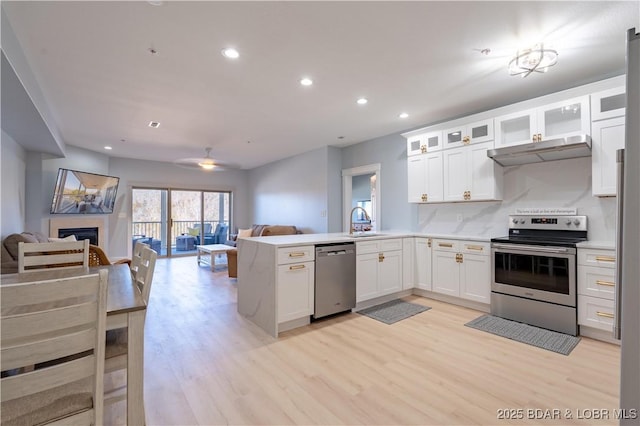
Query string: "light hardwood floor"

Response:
xmin=105 ymin=256 xmax=621 ymax=425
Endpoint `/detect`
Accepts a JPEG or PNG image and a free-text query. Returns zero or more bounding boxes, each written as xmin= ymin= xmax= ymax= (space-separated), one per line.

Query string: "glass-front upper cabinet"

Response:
xmin=494 ymin=109 xmax=537 ymax=148
xmin=538 ymin=96 xmax=590 ymax=141
xmin=406 ymin=133 xmax=425 ymax=157
xmin=406 ymin=130 xmax=442 ymax=156
xmin=444 ymin=119 xmax=494 ymax=149
xmin=591 ymin=86 xmax=626 ymax=121
xmin=495 ymin=96 xmax=590 ymax=148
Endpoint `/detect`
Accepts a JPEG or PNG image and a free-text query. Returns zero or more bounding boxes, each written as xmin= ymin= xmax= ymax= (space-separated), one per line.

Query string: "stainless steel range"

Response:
xmin=490 ymin=215 xmax=587 ymax=336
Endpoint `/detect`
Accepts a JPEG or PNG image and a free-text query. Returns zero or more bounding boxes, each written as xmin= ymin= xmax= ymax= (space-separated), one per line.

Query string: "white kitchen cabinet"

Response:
xmin=432 ymin=248 xmax=459 ymax=296
xmin=402 ymin=238 xmax=414 ymax=290
xmin=443 ymin=141 xmax=503 ymax=202
xmin=591 ymin=86 xmax=626 ymax=121
xmin=459 ymin=242 xmax=491 ymax=303
xmin=443 ymin=119 xmax=494 ymax=150
xmin=407 ymin=151 xmax=443 ymax=203
xmin=277 ymin=261 xmax=315 ymax=323
xmin=406 ymin=130 xmax=442 ymax=156
xmin=432 ymin=239 xmax=490 ymax=303
xmin=495 ymin=96 xmax=590 ymax=148
xmin=414 ymin=237 xmax=432 ymax=291
xmin=356 ymin=239 xmax=403 ymax=302
xmin=277 ymin=246 xmax=315 ymax=323
xmin=578 ymin=248 xmax=616 ymax=332
xmin=592 ymin=116 xmax=625 ymax=196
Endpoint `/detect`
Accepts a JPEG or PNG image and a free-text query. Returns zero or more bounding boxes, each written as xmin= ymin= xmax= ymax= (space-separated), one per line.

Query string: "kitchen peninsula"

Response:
xmin=237 ymin=232 xmax=492 ymax=337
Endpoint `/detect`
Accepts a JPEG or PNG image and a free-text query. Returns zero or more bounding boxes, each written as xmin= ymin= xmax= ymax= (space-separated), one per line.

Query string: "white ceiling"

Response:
xmin=2 ymin=1 xmax=639 ymax=170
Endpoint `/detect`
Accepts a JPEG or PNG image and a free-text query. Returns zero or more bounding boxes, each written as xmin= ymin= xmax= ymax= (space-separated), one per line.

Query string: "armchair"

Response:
xmin=211 ymin=224 xmax=229 ymax=244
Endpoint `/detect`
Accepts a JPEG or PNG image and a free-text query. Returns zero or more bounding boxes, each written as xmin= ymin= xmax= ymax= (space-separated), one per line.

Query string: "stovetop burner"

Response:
xmin=491 ymin=235 xmax=587 ymax=247
xmin=492 ymin=214 xmax=588 ymax=247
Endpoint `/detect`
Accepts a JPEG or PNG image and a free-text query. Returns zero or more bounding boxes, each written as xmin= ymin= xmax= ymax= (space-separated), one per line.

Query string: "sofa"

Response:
xmin=226 ymin=225 xmax=299 ymax=278
xmin=1 ymin=231 xmax=51 ymax=274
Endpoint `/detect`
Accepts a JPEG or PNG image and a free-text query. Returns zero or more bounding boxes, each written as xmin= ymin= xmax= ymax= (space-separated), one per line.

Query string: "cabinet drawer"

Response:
xmin=277 ymin=246 xmax=315 ymax=265
xmin=433 ymin=239 xmax=459 ymax=253
xmin=578 ymin=295 xmax=615 ymax=332
xmin=380 ymin=239 xmax=403 ymax=252
xmin=356 ymin=239 xmax=402 ymax=255
xmin=578 ymin=265 xmax=616 ymax=300
xmin=578 ymin=248 xmax=616 ymax=268
xmin=462 ymin=241 xmax=490 ymax=255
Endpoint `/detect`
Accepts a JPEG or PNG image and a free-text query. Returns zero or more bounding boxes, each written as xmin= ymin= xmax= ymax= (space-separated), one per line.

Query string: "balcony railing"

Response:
xmin=132 ymin=220 xmax=226 ymax=244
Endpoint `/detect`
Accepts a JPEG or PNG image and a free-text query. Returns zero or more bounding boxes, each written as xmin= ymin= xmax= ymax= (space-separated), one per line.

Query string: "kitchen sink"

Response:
xmin=345 ymin=232 xmax=385 ymax=238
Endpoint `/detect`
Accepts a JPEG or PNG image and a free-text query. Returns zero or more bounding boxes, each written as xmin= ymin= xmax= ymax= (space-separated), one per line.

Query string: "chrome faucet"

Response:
xmin=349 ymin=206 xmax=371 ymax=235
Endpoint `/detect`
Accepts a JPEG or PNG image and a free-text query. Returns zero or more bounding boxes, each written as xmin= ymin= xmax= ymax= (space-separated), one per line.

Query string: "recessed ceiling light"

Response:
xmin=221 ymin=48 xmax=239 ymax=59
xmin=399 ymin=112 xmax=409 ymax=119
xmin=147 ymin=1 xmax=163 ymax=5
xmin=104 ymin=146 xmax=112 ymax=150
xmin=148 ymin=121 xmax=160 ymax=128
xmin=356 ymin=98 xmax=368 ymax=105
xmin=300 ymin=77 xmax=313 ymax=86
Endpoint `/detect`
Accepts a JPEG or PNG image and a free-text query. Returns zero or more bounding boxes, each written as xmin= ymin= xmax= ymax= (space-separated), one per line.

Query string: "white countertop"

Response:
xmin=241 ymin=231 xmax=492 ymax=247
xmin=576 ymin=240 xmax=616 ymax=250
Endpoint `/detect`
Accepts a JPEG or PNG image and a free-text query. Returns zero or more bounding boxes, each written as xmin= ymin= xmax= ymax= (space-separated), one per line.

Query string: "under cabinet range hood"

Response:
xmin=486 ymin=135 xmax=592 ymax=167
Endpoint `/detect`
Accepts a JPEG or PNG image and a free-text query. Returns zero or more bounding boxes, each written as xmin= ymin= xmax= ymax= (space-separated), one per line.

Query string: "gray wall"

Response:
xmin=1 ymin=131 xmax=27 ymax=236
xmin=326 ymin=146 xmax=343 ymax=233
xmin=352 ymin=174 xmax=372 ymax=202
xmin=341 ymin=132 xmax=415 ymax=231
xmin=248 ymin=146 xmax=333 ymax=233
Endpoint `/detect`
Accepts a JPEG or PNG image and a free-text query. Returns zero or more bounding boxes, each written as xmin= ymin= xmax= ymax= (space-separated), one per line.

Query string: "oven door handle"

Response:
xmin=491 ymin=243 xmax=571 ymax=254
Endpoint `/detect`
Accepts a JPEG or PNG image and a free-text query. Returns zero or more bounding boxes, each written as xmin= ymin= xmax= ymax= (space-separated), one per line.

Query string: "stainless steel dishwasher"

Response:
xmin=314 ymin=243 xmax=356 ymax=319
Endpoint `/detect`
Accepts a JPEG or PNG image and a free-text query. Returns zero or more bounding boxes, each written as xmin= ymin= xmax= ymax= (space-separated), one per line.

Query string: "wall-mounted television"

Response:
xmin=50 ymin=168 xmax=120 ymax=214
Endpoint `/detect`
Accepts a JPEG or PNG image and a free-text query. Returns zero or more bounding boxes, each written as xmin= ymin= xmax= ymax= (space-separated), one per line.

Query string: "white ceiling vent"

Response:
xmin=148 ymin=121 xmax=160 ymax=128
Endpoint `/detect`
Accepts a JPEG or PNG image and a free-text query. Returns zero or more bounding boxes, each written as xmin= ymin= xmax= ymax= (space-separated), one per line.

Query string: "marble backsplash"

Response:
xmin=417 ymin=156 xmax=617 ymax=242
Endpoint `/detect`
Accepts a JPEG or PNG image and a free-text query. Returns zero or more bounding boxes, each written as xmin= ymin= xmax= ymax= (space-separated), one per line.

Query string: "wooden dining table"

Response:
xmin=1 ymin=263 xmax=147 ymax=425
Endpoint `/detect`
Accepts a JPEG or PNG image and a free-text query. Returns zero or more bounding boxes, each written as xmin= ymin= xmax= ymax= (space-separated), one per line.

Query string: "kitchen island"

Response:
xmin=237 ymin=231 xmax=492 ymax=337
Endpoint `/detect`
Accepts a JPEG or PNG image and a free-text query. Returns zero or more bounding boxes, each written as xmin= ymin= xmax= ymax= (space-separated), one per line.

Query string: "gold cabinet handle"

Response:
xmin=466 ymin=245 xmax=484 ymax=251
xmin=288 ymin=252 xmax=306 ymax=258
xmin=421 ymin=145 xmax=427 ymax=153
xmin=596 ymin=280 xmax=615 ymax=287
xmin=378 ymin=253 xmax=385 ymax=262
xmin=462 ymin=136 xmax=470 ymax=145
xmin=289 ymin=264 xmax=306 ymax=270
xmin=455 ymin=253 xmax=463 ymax=263
xmin=596 ymin=311 xmax=614 ymax=319
xmin=537 ymin=133 xmax=542 ymax=141
xmin=438 ymin=242 xmax=453 ymax=248
xmin=532 ymin=134 xmax=538 ymax=142
xmin=427 ymin=238 xmax=432 ymax=248
xmin=421 ymin=194 xmax=428 ymax=202
xmin=595 ymin=256 xmax=616 ymax=262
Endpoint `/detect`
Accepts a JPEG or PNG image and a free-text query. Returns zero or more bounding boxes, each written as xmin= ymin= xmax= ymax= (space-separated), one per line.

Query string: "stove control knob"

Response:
xmin=565 ymin=219 xmax=573 ymax=226
xmin=519 ymin=219 xmax=526 ymax=224
xmin=573 ymin=219 xmax=581 ymax=226
xmin=512 ymin=218 xmax=518 ymax=225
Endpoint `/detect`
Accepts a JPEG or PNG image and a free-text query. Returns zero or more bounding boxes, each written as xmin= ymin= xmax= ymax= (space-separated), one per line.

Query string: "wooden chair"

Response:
xmin=130 ymin=240 xmax=148 ymax=280
xmin=1 ymin=270 xmax=108 ymax=425
xmin=88 ymin=244 xmax=131 ymax=267
xmin=104 ymin=245 xmax=157 ymax=407
xmin=18 ymin=239 xmax=89 ymax=273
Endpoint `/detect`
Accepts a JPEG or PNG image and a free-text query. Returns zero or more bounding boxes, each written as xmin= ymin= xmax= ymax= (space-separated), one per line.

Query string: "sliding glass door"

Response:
xmin=132 ymin=187 xmax=231 ymax=257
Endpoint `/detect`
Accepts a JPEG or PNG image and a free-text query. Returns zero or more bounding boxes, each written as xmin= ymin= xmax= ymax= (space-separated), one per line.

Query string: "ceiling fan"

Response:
xmin=173 ymin=147 xmax=235 ymax=171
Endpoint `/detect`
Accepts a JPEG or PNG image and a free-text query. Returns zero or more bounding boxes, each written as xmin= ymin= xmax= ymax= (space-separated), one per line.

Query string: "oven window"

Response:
xmin=494 ymin=252 xmax=570 ymax=294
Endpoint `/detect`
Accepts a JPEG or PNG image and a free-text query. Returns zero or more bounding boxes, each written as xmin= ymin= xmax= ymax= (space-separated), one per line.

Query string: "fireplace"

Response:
xmin=58 ymin=227 xmax=98 ymax=246
xmin=50 ymin=218 xmax=106 ymax=249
